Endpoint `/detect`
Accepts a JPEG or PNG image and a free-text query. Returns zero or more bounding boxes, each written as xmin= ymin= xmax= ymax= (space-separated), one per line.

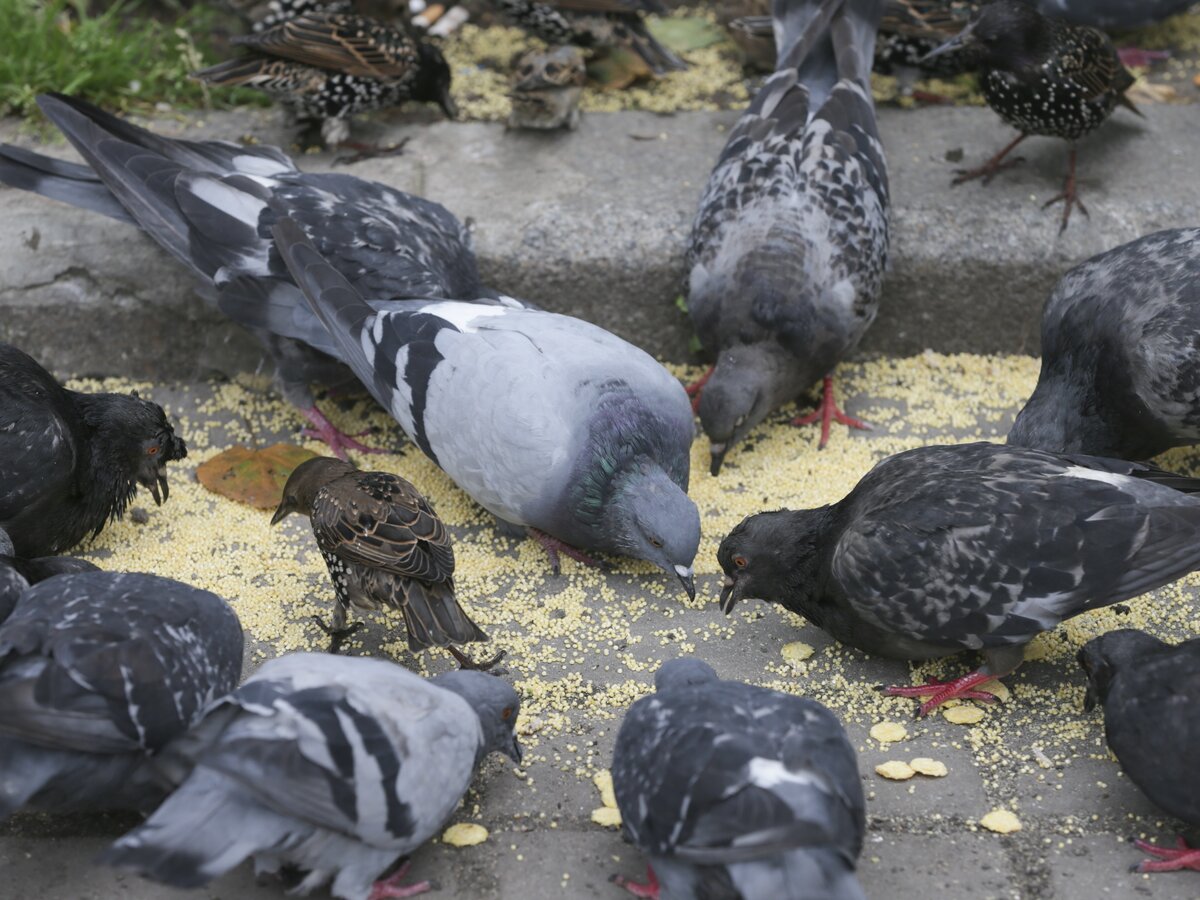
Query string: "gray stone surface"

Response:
xmin=2 ymin=102 xmax=1197 ymax=378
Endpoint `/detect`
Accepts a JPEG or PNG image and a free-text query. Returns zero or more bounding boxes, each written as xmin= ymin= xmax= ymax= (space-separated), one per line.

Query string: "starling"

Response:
xmin=925 ymin=0 xmax=1139 ymax=231
xmin=0 ymin=343 xmax=187 ymax=558
xmin=874 ymin=0 xmax=981 ymax=78
xmin=718 ymin=442 xmax=1200 ymax=716
xmin=1079 ymin=630 xmax=1200 ymax=874
xmin=1008 ymin=228 xmax=1200 ymax=459
xmin=272 ymin=456 xmax=500 ymax=666
xmin=102 ymin=654 xmax=521 ymax=899
xmin=486 ymin=0 xmax=687 ymax=74
xmin=508 ymin=45 xmax=587 ymax=131
xmin=686 ymin=0 xmax=890 ymax=474
xmin=195 ymin=12 xmax=456 ymax=156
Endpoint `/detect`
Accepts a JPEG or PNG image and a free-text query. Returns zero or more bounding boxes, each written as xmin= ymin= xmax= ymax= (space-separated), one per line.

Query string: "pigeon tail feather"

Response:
xmin=0 ymin=145 xmax=134 ymax=224
xmin=0 ymin=739 xmax=55 ymax=822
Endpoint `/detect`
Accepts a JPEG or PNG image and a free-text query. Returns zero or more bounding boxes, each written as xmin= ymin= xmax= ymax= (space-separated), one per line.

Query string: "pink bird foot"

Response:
xmin=300 ymin=404 xmax=389 ymax=460
xmin=528 ymin=528 xmax=606 ymax=576
xmin=368 ymin=861 xmax=433 ymax=899
xmin=882 ymin=672 xmax=1001 ymax=718
xmin=685 ymin=365 xmax=715 ymax=414
xmin=1132 ymin=837 xmax=1200 ymax=873
xmin=611 ymin=864 xmax=661 ymax=898
xmin=791 ymin=376 xmax=872 ymax=449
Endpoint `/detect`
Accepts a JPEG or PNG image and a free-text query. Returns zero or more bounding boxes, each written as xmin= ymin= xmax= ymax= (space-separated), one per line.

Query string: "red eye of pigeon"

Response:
xmin=147 ymin=446 xmax=159 ymax=456
xmin=734 ymin=555 xmax=747 ymax=568
xmin=501 ymin=706 xmax=514 ymax=720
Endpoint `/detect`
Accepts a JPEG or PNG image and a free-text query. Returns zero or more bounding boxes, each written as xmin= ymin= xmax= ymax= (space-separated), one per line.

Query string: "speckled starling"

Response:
xmin=925 ymin=0 xmax=1139 ymax=231
xmin=195 ymin=12 xmax=456 ymax=153
xmin=488 ymin=0 xmax=687 ymax=74
xmin=271 ymin=457 xmax=500 ymax=666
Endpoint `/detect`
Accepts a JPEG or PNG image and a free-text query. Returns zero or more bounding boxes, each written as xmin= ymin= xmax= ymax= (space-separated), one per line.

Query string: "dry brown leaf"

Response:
xmin=196 ymin=444 xmax=318 ymax=509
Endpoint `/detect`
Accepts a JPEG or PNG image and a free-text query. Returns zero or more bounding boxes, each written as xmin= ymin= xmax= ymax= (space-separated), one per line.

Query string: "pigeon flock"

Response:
xmin=0 ymin=0 xmax=1198 ymax=897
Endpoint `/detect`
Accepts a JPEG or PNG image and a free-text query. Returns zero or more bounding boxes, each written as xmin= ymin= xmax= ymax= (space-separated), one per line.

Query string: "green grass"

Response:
xmin=0 ymin=0 xmax=269 ymax=121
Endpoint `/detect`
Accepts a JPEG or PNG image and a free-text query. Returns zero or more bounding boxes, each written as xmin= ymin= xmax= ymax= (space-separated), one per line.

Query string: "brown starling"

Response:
xmin=925 ymin=0 xmax=1139 ymax=231
xmin=195 ymin=12 xmax=456 ymax=156
xmin=487 ymin=0 xmax=687 ymax=74
xmin=271 ymin=457 xmax=500 ymax=666
xmin=508 ymin=45 xmax=587 ymax=131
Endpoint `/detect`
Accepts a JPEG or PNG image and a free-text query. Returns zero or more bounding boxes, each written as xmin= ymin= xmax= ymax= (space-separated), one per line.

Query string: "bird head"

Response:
xmin=607 ymin=462 xmax=701 ymax=600
xmin=654 ymin=657 xmax=719 ymax=692
xmin=413 ymin=41 xmax=458 ymax=119
xmin=83 ymin=391 xmax=187 ymax=508
xmin=716 ymin=508 xmax=826 ymax=615
xmin=922 ymin=0 xmax=1045 ymax=69
xmin=698 ymin=347 xmax=796 ymax=476
xmin=432 ymin=670 xmax=523 ymax=765
xmin=1077 ymin=629 xmax=1168 ymax=712
xmin=271 ymin=456 xmax=357 ymax=525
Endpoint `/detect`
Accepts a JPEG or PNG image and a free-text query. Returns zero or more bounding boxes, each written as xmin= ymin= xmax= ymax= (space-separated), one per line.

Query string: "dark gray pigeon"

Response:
xmin=101 ymin=653 xmax=521 ymax=900
xmin=269 ymin=218 xmax=702 ymax=597
xmin=717 ymin=442 xmax=1200 ymax=716
xmin=0 ymin=93 xmax=489 ymax=458
xmin=1008 ymin=228 xmax=1200 ymax=460
xmin=1039 ymin=0 xmax=1196 ymax=29
xmin=1079 ymin=629 xmax=1200 ymax=873
xmin=686 ymin=0 xmax=889 ymax=474
xmin=0 ymin=571 xmax=243 ymax=821
xmin=0 ymin=526 xmax=100 ymax=624
xmin=610 ymin=658 xmax=866 ymax=899
xmin=0 ymin=342 xmax=187 ymax=557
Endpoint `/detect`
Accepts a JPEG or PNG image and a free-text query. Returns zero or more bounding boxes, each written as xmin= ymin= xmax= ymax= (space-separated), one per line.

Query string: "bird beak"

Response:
xmin=508 ymin=735 xmax=523 ymax=765
xmin=675 ymin=565 xmax=695 ymax=601
xmin=439 ymin=89 xmax=458 ymax=119
xmin=921 ymin=22 xmax=975 ymax=63
xmin=270 ymin=501 xmax=290 ymax=526
xmin=709 ymin=443 xmax=728 ymax=477
xmin=1082 ymin=683 xmax=1098 ymax=712
xmin=719 ymin=574 xmax=740 ymax=615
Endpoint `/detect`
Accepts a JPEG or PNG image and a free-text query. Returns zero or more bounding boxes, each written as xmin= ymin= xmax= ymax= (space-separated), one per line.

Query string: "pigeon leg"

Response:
xmin=333 ymin=137 xmax=411 ymax=167
xmin=1132 ymin=837 xmax=1200 ymax=873
xmin=527 ymin=528 xmax=607 ymax=576
xmin=1041 ymin=146 xmax=1089 ymax=234
xmin=368 ymin=860 xmax=433 ymax=900
xmin=300 ymin=404 xmax=389 ymax=460
xmin=1117 ymin=48 xmax=1169 ymax=69
xmin=610 ymin=864 xmax=661 ymax=899
xmin=953 ymin=133 xmax=1028 ymax=186
xmin=447 ymin=645 xmax=507 ymax=671
xmin=791 ymin=376 xmax=872 ymax=450
xmin=685 ymin=366 xmax=715 ymax=413
xmin=882 ymin=671 xmax=1000 ymax=717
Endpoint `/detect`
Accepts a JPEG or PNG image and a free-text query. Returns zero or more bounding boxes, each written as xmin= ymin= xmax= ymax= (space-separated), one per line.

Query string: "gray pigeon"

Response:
xmin=1038 ymin=0 xmax=1196 ymax=29
xmin=0 ymin=93 xmax=489 ymax=458
xmin=610 ymin=658 xmax=866 ymax=899
xmin=101 ymin=653 xmax=522 ymax=900
xmin=1079 ymin=629 xmax=1200 ymax=874
xmin=0 ymin=526 xmax=100 ymax=624
xmin=686 ymin=0 xmax=889 ymax=474
xmin=269 ymin=217 xmax=702 ymax=597
xmin=718 ymin=442 xmax=1200 ymax=716
xmin=0 ymin=571 xmax=243 ymax=821
xmin=1008 ymin=228 xmax=1200 ymax=460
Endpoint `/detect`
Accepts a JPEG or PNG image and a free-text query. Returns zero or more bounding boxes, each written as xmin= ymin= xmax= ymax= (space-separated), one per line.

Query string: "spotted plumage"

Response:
xmin=718 ymin=442 xmax=1200 ymax=715
xmin=272 ymin=457 xmax=491 ymax=660
xmin=1008 ymin=228 xmax=1200 ymax=460
xmin=195 ymin=12 xmax=456 ymax=148
xmin=927 ymin=0 xmax=1138 ymax=230
xmin=490 ymin=0 xmax=687 ymax=74
xmin=873 ymin=0 xmax=980 ymax=75
xmin=686 ymin=0 xmax=889 ymax=474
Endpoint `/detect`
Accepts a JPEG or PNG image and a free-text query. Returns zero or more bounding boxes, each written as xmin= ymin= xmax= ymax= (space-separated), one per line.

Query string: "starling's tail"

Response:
xmin=627 ymin=20 xmax=689 ymax=73
xmin=99 ymin=767 xmax=293 ymax=889
xmin=193 ymin=56 xmax=274 ymax=87
xmin=0 ymin=144 xmax=134 ymax=224
xmin=402 ymin=580 xmax=489 ymax=652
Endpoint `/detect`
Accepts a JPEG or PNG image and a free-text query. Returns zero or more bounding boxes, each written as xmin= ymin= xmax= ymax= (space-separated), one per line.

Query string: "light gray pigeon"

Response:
xmin=610 ymin=658 xmax=866 ymax=900
xmin=685 ymin=0 xmax=889 ymax=474
xmin=0 ymin=93 xmax=489 ymax=458
xmin=0 ymin=571 xmax=243 ymax=821
xmin=101 ymin=653 xmax=522 ymax=900
xmin=269 ymin=217 xmax=702 ymax=597
xmin=1008 ymin=228 xmax=1200 ymax=460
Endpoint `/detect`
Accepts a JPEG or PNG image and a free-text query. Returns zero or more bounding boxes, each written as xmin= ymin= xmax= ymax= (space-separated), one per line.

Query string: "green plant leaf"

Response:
xmin=647 ymin=16 xmax=727 ymax=53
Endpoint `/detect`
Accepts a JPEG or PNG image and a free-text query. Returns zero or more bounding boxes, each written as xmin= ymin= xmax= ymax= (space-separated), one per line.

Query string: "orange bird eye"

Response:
xmin=501 ymin=706 xmax=513 ymax=720
xmin=147 ymin=446 xmax=159 ymax=456
xmin=734 ymin=555 xmax=747 ymax=568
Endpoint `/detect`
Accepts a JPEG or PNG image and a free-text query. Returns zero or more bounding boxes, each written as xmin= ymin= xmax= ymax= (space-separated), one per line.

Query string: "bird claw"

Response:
xmin=447 ymin=645 xmax=507 ymax=671
xmin=952 ymin=156 xmax=1025 ymax=186
xmin=880 ymin=673 xmax=1000 ymax=717
xmin=333 ymin=138 xmax=411 ymax=167
xmin=312 ymin=617 xmax=366 ymax=654
xmin=527 ymin=528 xmax=606 ymax=575
xmin=300 ymin=405 xmax=392 ymax=460
xmin=1130 ymin=837 xmax=1200 ymax=873
xmin=790 ymin=376 xmax=869 ymax=450
xmin=610 ymin=865 xmax=661 ymax=899
xmin=368 ymin=860 xmax=434 ymax=899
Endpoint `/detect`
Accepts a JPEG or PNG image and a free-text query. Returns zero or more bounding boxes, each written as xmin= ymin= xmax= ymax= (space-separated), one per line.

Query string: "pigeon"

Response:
xmin=0 ymin=343 xmax=187 ymax=558
xmin=272 ymin=456 xmax=499 ymax=665
xmin=924 ymin=0 xmax=1139 ymax=232
xmin=717 ymin=441 xmax=1200 ymax=716
xmin=0 ymin=526 xmax=101 ymax=624
xmin=195 ymin=12 xmax=456 ymax=157
xmin=507 ymin=45 xmax=588 ymax=131
xmin=1039 ymin=0 xmax=1197 ymax=30
xmin=685 ymin=0 xmax=889 ymax=475
xmin=101 ymin=653 xmax=521 ymax=900
xmin=0 ymin=92 xmax=487 ymax=459
xmin=485 ymin=0 xmax=687 ymax=74
xmin=1008 ymin=228 xmax=1200 ymax=461
xmin=1079 ymin=629 xmax=1200 ymax=873
xmin=269 ymin=217 xmax=702 ymax=596
xmin=0 ymin=571 xmax=243 ymax=821
xmin=610 ymin=657 xmax=866 ymax=900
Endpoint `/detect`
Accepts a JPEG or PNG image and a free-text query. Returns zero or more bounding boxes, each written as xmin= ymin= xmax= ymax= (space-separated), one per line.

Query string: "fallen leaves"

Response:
xmin=196 ymin=444 xmax=317 ymax=509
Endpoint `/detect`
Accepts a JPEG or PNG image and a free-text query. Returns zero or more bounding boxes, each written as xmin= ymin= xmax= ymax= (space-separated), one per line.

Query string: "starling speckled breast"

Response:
xmin=926 ymin=0 xmax=1139 ymax=231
